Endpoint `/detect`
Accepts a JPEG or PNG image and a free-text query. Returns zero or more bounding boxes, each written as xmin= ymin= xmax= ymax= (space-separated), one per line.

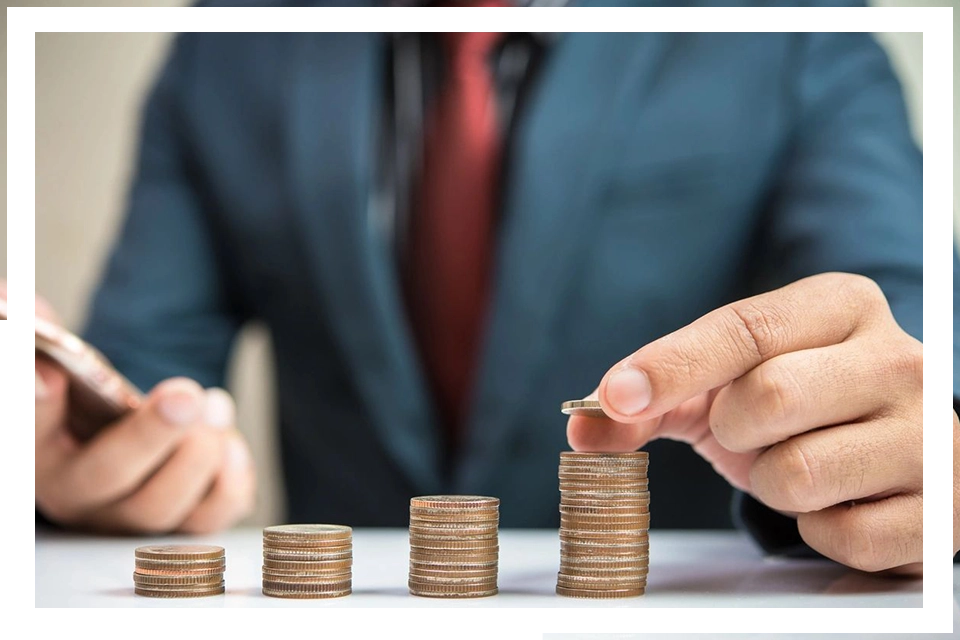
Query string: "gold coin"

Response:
xmin=409 ymin=547 xmax=499 ymax=558
xmin=559 ymin=504 xmax=650 ymax=515
xmin=560 ymin=567 xmax=648 ymax=576
xmin=409 ymin=577 xmax=498 ymax=587
xmin=560 ymin=524 xmax=650 ymax=534
xmin=409 ymin=506 xmax=499 ymax=517
xmin=135 ymin=584 xmax=225 ymax=598
xmin=262 ymin=564 xmax=352 ymax=576
xmin=559 ymin=469 xmax=648 ymax=478
xmin=263 ymin=547 xmax=352 ymax=559
xmin=262 ymin=586 xmax=351 ymax=599
xmin=560 ymin=525 xmax=648 ymax=534
xmin=134 ymin=545 xmax=224 ymax=562
xmin=561 ymin=502 xmax=651 ymax=512
xmin=557 ymin=462 xmax=649 ymax=478
xmin=559 ymin=400 xmax=609 ymax=417
xmin=560 ymin=451 xmax=648 ymax=461
xmin=262 ymin=579 xmax=351 ymax=592
xmin=408 ymin=538 xmax=499 ymax=550
xmin=408 ymin=530 xmax=499 ymax=541
xmin=262 ymin=538 xmax=353 ymax=549
xmin=262 ymin=558 xmax=353 ymax=571
xmin=560 ymin=556 xmax=649 ymax=568
xmin=408 ymin=519 xmax=499 ymax=529
xmin=558 ymin=472 xmax=648 ymax=482
xmin=410 ymin=563 xmax=499 ymax=572
xmin=409 ymin=586 xmax=498 ymax=598
xmin=134 ymin=557 xmax=225 ymax=568
xmin=559 ymin=568 xmax=649 ymax=580
xmin=560 ymin=476 xmax=650 ymax=493
xmin=560 ymin=482 xmax=649 ymax=490
xmin=410 ymin=496 xmax=500 ymax=510
xmin=408 ymin=579 xmax=497 ymax=591
xmin=559 ymin=485 xmax=649 ymax=495
xmin=557 ymin=578 xmax=647 ymax=591
xmin=560 ymin=543 xmax=649 ymax=556
xmin=263 ymin=524 xmax=352 ymax=538
xmin=556 ymin=585 xmax=644 ymax=598
xmin=262 ymin=536 xmax=353 ymax=546
xmin=557 ymin=576 xmax=648 ymax=589
xmin=559 ymin=492 xmax=650 ymax=502
xmin=561 ymin=513 xmax=651 ymax=526
xmin=261 ymin=572 xmax=352 ymax=584
xmin=409 ymin=554 xmax=498 ymax=565
xmin=559 ymin=572 xmax=649 ymax=584
xmin=409 ymin=567 xmax=499 ymax=579
xmin=133 ymin=566 xmax=225 ymax=577
xmin=410 ymin=512 xmax=500 ymax=525
xmin=133 ymin=572 xmax=223 ymax=586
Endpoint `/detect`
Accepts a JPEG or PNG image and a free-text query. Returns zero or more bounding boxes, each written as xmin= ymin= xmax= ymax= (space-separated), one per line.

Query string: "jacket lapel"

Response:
xmin=454 ymin=33 xmax=672 ymax=490
xmin=284 ymin=33 xmax=441 ymax=492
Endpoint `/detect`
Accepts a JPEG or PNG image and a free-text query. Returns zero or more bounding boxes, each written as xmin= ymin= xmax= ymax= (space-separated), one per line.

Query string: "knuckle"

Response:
xmin=725 ymin=301 xmax=789 ymax=361
xmin=834 ymin=524 xmax=891 ymax=573
xmin=881 ymin=339 xmax=923 ymax=388
xmin=836 ymin=273 xmax=887 ymax=311
xmin=758 ymin=441 xmax=820 ymax=512
xmin=181 ymin=428 xmax=227 ymax=465
xmin=752 ymin=363 xmax=799 ymax=428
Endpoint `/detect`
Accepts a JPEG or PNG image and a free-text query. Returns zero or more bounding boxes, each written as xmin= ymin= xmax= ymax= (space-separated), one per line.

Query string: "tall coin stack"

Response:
xmin=408 ymin=495 xmax=500 ymax=598
xmin=261 ymin=524 xmax=353 ymax=598
xmin=133 ymin=545 xmax=225 ymax=598
xmin=557 ymin=451 xmax=650 ymax=598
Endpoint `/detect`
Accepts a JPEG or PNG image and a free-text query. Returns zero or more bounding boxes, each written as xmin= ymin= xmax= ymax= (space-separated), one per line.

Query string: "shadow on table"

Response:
xmin=651 ymin=560 xmax=921 ymax=599
xmin=499 ymin=569 xmax=563 ymax=596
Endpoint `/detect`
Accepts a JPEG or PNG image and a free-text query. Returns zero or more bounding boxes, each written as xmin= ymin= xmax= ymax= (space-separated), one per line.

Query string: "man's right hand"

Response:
xmin=29 ymin=285 xmax=256 ymax=534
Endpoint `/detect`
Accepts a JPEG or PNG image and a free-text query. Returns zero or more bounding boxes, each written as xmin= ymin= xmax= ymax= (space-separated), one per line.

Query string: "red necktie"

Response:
xmin=406 ymin=30 xmax=505 ymax=448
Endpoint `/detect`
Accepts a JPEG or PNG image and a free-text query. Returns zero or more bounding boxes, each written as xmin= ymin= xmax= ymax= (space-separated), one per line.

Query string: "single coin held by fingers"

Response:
xmin=561 ymin=400 xmax=609 ymax=418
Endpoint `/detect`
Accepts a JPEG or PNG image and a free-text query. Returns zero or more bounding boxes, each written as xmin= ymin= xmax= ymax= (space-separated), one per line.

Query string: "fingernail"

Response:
xmin=227 ymin=438 xmax=250 ymax=469
xmin=36 ymin=372 xmax=48 ymax=400
xmin=204 ymin=388 xmax=235 ymax=430
xmin=157 ymin=383 xmax=202 ymax=426
xmin=604 ymin=366 xmax=652 ymax=416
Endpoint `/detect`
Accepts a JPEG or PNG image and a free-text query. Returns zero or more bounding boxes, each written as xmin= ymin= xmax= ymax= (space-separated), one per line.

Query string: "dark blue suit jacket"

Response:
xmin=82 ymin=7 xmax=923 ymax=537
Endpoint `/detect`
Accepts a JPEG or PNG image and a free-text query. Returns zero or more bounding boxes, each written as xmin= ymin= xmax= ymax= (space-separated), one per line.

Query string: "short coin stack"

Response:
xmin=557 ymin=451 xmax=650 ymax=598
xmin=261 ymin=524 xmax=353 ymax=598
xmin=133 ymin=545 xmax=225 ymax=598
xmin=408 ymin=495 xmax=500 ymax=598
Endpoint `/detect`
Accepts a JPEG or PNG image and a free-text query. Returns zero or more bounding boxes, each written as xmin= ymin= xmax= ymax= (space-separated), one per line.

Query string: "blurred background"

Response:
xmin=6 ymin=2 xmax=951 ymax=526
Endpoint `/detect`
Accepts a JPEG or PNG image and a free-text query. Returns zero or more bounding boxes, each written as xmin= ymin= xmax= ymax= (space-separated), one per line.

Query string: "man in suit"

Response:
xmin=33 ymin=19 xmax=928 ymax=574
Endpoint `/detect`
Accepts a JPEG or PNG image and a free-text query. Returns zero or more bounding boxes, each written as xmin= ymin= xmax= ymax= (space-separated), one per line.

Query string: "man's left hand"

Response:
xmin=567 ymin=272 xmax=923 ymax=575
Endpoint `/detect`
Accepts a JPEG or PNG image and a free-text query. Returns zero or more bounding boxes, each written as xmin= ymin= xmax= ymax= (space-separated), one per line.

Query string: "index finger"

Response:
xmin=597 ymin=273 xmax=887 ymax=423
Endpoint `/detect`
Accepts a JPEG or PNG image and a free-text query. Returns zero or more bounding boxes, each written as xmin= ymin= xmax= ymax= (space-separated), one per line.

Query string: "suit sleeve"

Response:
xmin=737 ymin=32 xmax=923 ymax=557
xmin=81 ymin=34 xmax=244 ymax=393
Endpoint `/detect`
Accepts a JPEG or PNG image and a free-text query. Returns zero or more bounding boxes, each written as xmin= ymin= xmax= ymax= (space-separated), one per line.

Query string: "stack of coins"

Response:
xmin=557 ymin=451 xmax=650 ymax=598
xmin=133 ymin=545 xmax=225 ymax=598
xmin=261 ymin=524 xmax=353 ymax=598
xmin=408 ymin=495 xmax=500 ymax=598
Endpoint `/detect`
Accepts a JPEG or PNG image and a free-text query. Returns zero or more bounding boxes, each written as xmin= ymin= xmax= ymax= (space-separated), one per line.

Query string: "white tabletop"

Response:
xmin=36 ymin=528 xmax=924 ymax=608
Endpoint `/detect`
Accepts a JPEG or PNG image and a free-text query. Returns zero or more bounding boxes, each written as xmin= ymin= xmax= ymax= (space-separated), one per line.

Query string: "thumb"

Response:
xmin=566 ymin=389 xmax=715 ymax=453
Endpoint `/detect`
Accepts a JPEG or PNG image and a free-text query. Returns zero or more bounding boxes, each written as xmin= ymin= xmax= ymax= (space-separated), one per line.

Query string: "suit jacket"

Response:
xmin=82 ymin=4 xmax=923 ymax=535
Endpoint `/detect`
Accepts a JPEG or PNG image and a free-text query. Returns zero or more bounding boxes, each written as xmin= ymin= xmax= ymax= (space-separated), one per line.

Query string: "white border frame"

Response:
xmin=9 ymin=6 xmax=953 ymax=636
